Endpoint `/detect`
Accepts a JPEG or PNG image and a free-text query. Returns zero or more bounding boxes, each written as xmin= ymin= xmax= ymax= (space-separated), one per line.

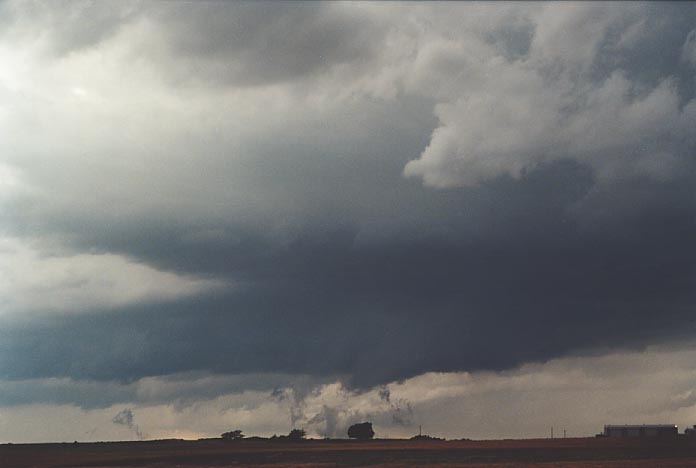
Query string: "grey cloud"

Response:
xmin=297 ymin=386 xmax=414 ymax=438
xmin=270 ymin=385 xmax=314 ymax=427
xmin=1 ymin=2 xmax=696 ymax=401
xmin=683 ymin=29 xmax=696 ymax=67
xmin=0 ymin=373 xmax=331 ymax=410
xmin=2 ymin=178 xmax=695 ymax=389
xmin=307 ymin=405 xmax=341 ymax=438
xmin=305 ymin=405 xmax=376 ymax=439
xmin=139 ymin=2 xmax=385 ymax=87
xmin=1 ymin=1 xmax=384 ymax=88
xmin=0 ymin=0 xmax=139 ymax=56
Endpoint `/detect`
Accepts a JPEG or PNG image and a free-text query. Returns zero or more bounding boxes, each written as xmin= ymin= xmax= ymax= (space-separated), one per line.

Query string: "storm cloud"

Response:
xmin=1 ymin=0 xmax=696 ymax=422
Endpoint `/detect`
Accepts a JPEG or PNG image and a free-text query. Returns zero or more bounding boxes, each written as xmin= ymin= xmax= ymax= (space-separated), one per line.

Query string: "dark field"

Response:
xmin=3 ymin=437 xmax=696 ymax=468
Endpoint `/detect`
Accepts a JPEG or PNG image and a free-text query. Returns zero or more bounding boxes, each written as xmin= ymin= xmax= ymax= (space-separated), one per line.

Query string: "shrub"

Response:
xmin=347 ymin=422 xmax=375 ymax=440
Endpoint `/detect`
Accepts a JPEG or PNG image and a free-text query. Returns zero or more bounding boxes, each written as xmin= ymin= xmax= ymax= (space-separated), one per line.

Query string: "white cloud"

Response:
xmin=403 ymin=60 xmax=564 ymax=187
xmin=0 ymin=237 xmax=225 ymax=316
xmin=398 ymin=3 xmax=696 ymax=188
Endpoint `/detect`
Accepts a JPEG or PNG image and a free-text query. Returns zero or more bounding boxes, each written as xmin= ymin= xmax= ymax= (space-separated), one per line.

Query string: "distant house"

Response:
xmin=684 ymin=425 xmax=696 ymax=436
xmin=603 ymin=424 xmax=678 ymax=438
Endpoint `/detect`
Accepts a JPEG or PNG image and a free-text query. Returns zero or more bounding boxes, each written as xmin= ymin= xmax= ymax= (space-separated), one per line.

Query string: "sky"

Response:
xmin=1 ymin=1 xmax=696 ymax=443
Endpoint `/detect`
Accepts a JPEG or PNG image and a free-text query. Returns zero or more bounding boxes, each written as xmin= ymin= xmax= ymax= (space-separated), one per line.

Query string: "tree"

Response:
xmin=287 ymin=428 xmax=306 ymax=441
xmin=347 ymin=422 xmax=375 ymax=440
xmin=221 ymin=429 xmax=244 ymax=440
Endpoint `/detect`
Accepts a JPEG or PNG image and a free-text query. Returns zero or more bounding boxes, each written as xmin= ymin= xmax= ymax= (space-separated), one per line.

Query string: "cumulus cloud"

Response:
xmin=405 ymin=71 xmax=695 ymax=187
xmin=403 ymin=3 xmax=696 ymax=188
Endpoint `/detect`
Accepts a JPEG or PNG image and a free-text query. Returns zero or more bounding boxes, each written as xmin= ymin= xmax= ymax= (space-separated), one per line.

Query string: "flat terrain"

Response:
xmin=3 ymin=437 xmax=696 ymax=468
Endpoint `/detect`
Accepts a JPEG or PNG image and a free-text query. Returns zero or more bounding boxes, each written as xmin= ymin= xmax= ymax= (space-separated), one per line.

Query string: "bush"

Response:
xmin=347 ymin=422 xmax=375 ymax=440
xmin=410 ymin=434 xmax=443 ymax=441
xmin=287 ymin=428 xmax=306 ymax=441
xmin=221 ymin=429 xmax=244 ymax=440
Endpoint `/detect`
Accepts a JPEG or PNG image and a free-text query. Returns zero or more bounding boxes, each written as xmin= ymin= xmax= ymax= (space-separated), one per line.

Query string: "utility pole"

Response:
xmin=564 ymin=429 xmax=566 ymax=438
xmin=419 ymin=425 xmax=422 ymax=437
xmin=551 ymin=427 xmax=553 ymax=439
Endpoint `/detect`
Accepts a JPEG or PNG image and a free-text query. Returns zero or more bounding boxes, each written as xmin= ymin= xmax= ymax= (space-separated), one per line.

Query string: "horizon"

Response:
xmin=2 ymin=1 xmax=696 ymax=444
xmin=0 ymin=427 xmax=679 ymax=445
xmin=1 ymin=426 xmax=691 ymax=446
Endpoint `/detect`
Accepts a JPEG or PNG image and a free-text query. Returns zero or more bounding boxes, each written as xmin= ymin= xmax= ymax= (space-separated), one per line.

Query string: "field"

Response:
xmin=3 ymin=437 xmax=696 ymax=468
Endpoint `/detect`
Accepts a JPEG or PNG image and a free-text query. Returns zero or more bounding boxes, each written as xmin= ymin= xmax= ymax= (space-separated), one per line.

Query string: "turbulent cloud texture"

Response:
xmin=1 ymin=1 xmax=696 ymax=440
xmin=4 ymin=345 xmax=696 ymax=442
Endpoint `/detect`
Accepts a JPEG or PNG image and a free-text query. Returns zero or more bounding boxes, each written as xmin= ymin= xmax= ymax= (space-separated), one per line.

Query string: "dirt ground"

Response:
xmin=3 ymin=437 xmax=696 ymax=468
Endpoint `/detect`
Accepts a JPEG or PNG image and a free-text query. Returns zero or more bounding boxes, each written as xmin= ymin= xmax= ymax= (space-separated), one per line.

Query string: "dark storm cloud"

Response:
xmin=2 ymin=160 xmax=695 ymax=390
xmin=1 ymin=2 xmax=696 ymax=404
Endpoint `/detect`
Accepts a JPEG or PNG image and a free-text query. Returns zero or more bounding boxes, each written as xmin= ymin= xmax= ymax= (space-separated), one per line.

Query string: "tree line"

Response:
xmin=221 ymin=422 xmax=375 ymax=441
